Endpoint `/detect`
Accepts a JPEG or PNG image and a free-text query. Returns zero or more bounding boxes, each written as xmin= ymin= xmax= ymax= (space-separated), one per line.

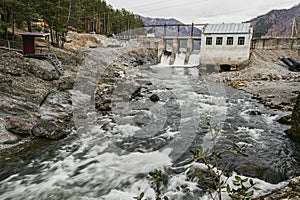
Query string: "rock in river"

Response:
xmin=32 ymin=119 xmax=69 ymax=140
xmin=150 ymin=94 xmax=160 ymax=102
xmin=287 ymin=93 xmax=300 ymax=141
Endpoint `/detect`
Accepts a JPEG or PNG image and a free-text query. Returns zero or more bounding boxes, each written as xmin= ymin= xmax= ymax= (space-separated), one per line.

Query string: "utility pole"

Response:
xmin=292 ymin=17 xmax=298 ymax=37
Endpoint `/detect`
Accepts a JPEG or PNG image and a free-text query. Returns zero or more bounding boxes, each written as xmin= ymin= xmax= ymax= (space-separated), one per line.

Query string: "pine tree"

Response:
xmin=0 ymin=0 xmax=145 ymax=42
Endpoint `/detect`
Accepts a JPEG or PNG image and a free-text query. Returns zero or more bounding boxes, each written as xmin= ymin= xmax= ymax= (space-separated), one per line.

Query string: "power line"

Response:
xmin=128 ymin=0 xmax=174 ymax=9
xmin=139 ymin=0 xmax=210 ymax=13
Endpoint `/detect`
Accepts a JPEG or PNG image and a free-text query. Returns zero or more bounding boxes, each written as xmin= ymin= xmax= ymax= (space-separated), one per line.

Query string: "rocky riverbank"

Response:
xmin=207 ymin=48 xmax=300 ymax=199
xmin=0 ymin=33 xmax=299 ymax=199
xmin=0 ymin=47 xmax=83 ymax=152
xmin=0 ymin=34 xmax=158 ymax=153
xmin=207 ymin=49 xmax=300 ymax=111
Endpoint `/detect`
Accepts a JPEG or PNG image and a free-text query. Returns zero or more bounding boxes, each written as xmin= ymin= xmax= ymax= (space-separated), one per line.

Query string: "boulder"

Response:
xmin=32 ymin=119 xmax=69 ymax=140
xmin=245 ymin=110 xmax=262 ymax=116
xmin=58 ymin=75 xmax=76 ymax=91
xmin=130 ymin=86 xmax=142 ymax=100
xmin=277 ymin=114 xmax=292 ymax=125
xmin=5 ymin=117 xmax=33 ymax=135
xmin=150 ymin=94 xmax=160 ymax=102
xmin=0 ymin=120 xmax=20 ymax=144
xmin=0 ymin=130 xmax=19 ymax=144
xmin=28 ymin=59 xmax=60 ymax=81
xmin=229 ymin=81 xmax=251 ymax=89
xmin=286 ymin=93 xmax=300 ymax=141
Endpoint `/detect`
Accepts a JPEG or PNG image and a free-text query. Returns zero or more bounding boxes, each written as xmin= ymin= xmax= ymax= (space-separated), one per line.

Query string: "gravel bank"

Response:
xmin=207 ymin=49 xmax=300 ymax=111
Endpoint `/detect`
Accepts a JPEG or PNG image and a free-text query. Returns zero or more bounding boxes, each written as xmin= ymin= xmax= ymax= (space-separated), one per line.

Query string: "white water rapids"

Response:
xmin=0 ymin=46 xmax=299 ymax=200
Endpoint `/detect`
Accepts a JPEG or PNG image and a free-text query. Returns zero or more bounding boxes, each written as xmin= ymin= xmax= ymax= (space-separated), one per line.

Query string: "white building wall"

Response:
xmin=200 ymin=32 xmax=252 ymax=65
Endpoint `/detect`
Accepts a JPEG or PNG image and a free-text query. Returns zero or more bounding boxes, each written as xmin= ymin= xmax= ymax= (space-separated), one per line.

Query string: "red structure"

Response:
xmin=21 ymin=32 xmax=50 ymax=56
xmin=20 ymin=32 xmax=64 ymax=75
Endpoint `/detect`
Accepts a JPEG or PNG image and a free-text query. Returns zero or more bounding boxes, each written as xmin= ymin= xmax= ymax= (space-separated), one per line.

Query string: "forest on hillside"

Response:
xmin=0 ymin=0 xmax=144 ymax=45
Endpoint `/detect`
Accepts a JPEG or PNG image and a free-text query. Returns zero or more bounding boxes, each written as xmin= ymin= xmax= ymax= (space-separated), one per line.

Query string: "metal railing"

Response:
xmin=114 ymin=35 xmax=137 ymax=40
xmin=0 ymin=39 xmax=23 ymax=51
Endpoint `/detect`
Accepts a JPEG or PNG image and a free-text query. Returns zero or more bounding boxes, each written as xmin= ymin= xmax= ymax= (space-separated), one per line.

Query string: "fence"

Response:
xmin=0 ymin=39 xmax=23 ymax=52
xmin=251 ymin=37 xmax=300 ymax=50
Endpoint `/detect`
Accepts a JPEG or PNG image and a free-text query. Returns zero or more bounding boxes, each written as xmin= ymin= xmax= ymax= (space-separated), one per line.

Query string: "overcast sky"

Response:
xmin=106 ymin=0 xmax=299 ymax=23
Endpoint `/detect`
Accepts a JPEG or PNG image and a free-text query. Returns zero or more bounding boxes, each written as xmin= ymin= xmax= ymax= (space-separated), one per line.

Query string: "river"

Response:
xmin=0 ymin=47 xmax=299 ymax=200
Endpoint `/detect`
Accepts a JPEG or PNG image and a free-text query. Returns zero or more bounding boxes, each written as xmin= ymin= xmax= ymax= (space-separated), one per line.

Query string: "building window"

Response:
xmin=238 ymin=37 xmax=245 ymax=45
xmin=226 ymin=37 xmax=233 ymax=45
xmin=206 ymin=37 xmax=212 ymax=45
xmin=216 ymin=37 xmax=223 ymax=45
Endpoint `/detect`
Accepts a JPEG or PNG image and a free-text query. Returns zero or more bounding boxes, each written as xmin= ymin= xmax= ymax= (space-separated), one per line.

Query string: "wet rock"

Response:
xmin=0 ymin=120 xmax=19 ymax=144
xmin=97 ymin=103 xmax=112 ymax=112
xmin=150 ymin=94 xmax=160 ymax=102
xmin=245 ymin=110 xmax=262 ymax=116
xmin=133 ymin=111 xmax=152 ymax=127
xmin=289 ymin=176 xmax=300 ymax=192
xmin=277 ymin=114 xmax=292 ymax=125
xmin=0 ymin=131 xmax=19 ymax=144
xmin=130 ymin=86 xmax=142 ymax=100
xmin=39 ymin=91 xmax=73 ymax=121
xmin=254 ymin=176 xmax=300 ymax=199
xmin=235 ymin=163 xmax=287 ymax=184
xmin=287 ymin=93 xmax=300 ymax=141
xmin=5 ymin=117 xmax=33 ymax=135
xmin=32 ymin=119 xmax=68 ymax=140
xmin=95 ymin=84 xmax=114 ymax=112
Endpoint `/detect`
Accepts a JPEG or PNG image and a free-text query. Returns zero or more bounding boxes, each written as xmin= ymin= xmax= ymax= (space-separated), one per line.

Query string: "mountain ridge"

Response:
xmin=246 ymin=3 xmax=300 ymax=37
xmin=140 ymin=3 xmax=300 ymax=38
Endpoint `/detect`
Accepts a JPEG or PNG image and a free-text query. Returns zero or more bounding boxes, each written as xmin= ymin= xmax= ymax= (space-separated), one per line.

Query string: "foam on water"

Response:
xmin=1 ymin=47 xmax=299 ymax=200
xmin=102 ymin=160 xmax=289 ymax=200
xmin=237 ymin=127 xmax=265 ymax=141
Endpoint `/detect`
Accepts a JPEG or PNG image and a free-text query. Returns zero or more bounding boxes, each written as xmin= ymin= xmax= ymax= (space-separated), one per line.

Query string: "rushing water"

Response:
xmin=0 ymin=48 xmax=300 ymax=200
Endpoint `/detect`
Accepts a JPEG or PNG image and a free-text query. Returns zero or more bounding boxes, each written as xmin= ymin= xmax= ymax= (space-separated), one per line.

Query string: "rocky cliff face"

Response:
xmin=0 ymin=49 xmax=82 ymax=151
xmin=247 ymin=3 xmax=300 ymax=37
xmin=287 ymin=93 xmax=300 ymax=141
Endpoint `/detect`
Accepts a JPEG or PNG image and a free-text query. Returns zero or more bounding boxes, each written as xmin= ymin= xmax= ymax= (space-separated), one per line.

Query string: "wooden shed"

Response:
xmin=21 ymin=32 xmax=50 ymax=56
xmin=20 ymin=32 xmax=64 ymax=75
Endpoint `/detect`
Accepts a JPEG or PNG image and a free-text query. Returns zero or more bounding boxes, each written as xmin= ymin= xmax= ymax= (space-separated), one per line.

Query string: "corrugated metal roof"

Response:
xmin=203 ymin=23 xmax=251 ymax=34
xmin=21 ymin=32 xmax=50 ymax=37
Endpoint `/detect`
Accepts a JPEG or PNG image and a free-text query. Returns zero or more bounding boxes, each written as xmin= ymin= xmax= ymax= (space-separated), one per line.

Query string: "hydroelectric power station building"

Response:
xmin=200 ymin=23 xmax=253 ymax=68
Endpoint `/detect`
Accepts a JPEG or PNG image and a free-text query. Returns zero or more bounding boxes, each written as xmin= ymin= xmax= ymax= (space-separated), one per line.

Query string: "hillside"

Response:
xmin=247 ymin=3 xmax=300 ymax=37
xmin=140 ymin=16 xmax=201 ymax=37
xmin=0 ymin=0 xmax=144 ymax=45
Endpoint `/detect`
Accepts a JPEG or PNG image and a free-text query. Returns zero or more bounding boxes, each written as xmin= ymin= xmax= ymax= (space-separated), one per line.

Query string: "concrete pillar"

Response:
xmin=169 ymin=38 xmax=179 ymax=65
xmin=157 ymin=39 xmax=166 ymax=62
xmin=184 ymin=38 xmax=193 ymax=64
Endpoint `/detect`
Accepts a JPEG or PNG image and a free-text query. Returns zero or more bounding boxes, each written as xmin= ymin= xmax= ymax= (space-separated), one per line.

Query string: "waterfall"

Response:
xmin=160 ymin=52 xmax=200 ymax=66
xmin=160 ymin=54 xmax=171 ymax=65
xmin=187 ymin=53 xmax=200 ymax=66
xmin=173 ymin=52 xmax=186 ymax=66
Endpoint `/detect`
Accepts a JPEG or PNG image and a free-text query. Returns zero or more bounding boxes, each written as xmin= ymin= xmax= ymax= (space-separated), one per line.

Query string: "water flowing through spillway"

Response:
xmin=173 ymin=52 xmax=186 ymax=66
xmin=0 ymin=47 xmax=300 ymax=200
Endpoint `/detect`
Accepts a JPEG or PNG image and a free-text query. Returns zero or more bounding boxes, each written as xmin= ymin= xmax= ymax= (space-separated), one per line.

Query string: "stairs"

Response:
xmin=47 ymin=51 xmax=64 ymax=75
